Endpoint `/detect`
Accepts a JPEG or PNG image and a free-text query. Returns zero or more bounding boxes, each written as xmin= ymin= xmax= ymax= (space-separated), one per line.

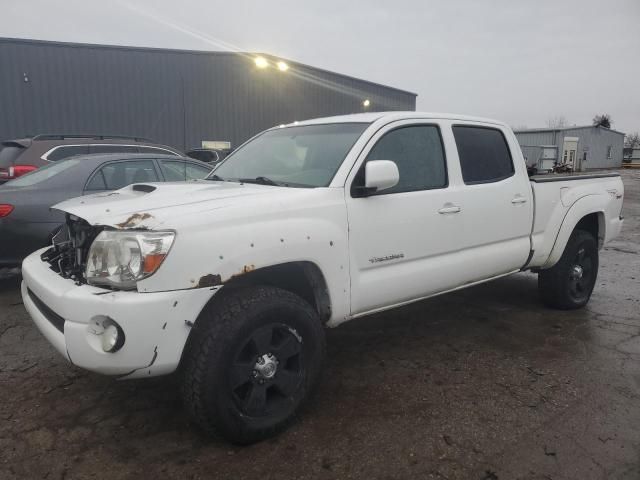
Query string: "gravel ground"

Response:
xmin=1 ymin=170 xmax=639 ymax=480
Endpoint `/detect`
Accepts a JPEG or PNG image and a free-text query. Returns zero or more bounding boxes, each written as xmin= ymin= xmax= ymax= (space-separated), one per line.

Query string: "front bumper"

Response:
xmin=21 ymin=248 xmax=218 ymax=379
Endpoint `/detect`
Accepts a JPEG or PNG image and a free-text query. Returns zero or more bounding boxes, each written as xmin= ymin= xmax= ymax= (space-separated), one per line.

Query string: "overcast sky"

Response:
xmin=3 ymin=0 xmax=639 ymax=133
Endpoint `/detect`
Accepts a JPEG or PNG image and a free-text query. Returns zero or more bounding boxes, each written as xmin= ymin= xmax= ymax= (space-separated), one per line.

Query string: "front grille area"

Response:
xmin=40 ymin=215 xmax=102 ymax=284
xmin=27 ymin=289 xmax=65 ymax=333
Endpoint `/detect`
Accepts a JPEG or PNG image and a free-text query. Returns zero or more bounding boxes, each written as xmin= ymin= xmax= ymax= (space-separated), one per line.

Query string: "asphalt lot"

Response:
xmin=1 ymin=170 xmax=639 ymax=480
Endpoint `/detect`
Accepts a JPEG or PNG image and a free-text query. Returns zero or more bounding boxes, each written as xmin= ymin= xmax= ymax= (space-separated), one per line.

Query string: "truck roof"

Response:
xmin=290 ymin=111 xmax=508 ymax=128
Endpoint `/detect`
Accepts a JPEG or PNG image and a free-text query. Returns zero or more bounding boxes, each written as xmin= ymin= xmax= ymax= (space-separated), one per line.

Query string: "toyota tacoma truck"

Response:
xmin=21 ymin=112 xmax=624 ymax=444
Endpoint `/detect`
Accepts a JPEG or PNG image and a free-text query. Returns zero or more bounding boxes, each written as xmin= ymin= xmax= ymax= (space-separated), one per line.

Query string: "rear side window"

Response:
xmin=85 ymin=170 xmax=107 ymax=191
xmin=46 ymin=145 xmax=89 ymax=161
xmin=87 ymin=160 xmax=159 ymax=190
xmin=186 ymin=162 xmax=212 ymax=180
xmin=89 ymin=145 xmax=138 ymax=154
xmin=363 ymin=125 xmax=447 ymax=194
xmin=159 ymin=160 xmax=186 ymax=181
xmin=453 ymin=126 xmax=514 ymax=184
xmin=8 ymin=159 xmax=82 ymax=187
xmin=159 ymin=160 xmax=209 ymax=181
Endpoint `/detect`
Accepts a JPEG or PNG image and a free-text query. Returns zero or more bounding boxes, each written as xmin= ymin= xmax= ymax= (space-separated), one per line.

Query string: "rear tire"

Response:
xmin=538 ymin=229 xmax=598 ymax=309
xmin=181 ymin=286 xmax=325 ymax=444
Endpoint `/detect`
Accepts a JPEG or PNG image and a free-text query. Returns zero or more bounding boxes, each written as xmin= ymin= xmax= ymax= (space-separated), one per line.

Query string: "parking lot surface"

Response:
xmin=1 ymin=170 xmax=638 ymax=480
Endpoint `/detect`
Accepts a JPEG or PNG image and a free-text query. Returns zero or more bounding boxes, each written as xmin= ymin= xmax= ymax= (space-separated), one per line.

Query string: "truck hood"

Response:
xmin=52 ymin=180 xmax=303 ymax=229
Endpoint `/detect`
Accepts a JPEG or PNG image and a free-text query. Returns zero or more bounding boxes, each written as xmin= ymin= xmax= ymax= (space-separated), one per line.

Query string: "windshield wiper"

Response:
xmin=238 ymin=176 xmax=281 ymax=186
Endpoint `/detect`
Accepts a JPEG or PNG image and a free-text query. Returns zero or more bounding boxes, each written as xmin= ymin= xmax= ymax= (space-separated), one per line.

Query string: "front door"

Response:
xmin=346 ymin=121 xmax=460 ymax=315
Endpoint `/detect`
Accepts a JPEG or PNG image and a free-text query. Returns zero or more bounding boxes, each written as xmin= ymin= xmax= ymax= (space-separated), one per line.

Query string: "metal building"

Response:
xmin=515 ymin=125 xmax=625 ymax=172
xmin=0 ymin=38 xmax=416 ymax=151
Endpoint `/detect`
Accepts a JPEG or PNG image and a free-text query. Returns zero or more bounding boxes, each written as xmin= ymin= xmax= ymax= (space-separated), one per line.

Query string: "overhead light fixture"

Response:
xmin=254 ymin=56 xmax=269 ymax=69
xmin=363 ymin=99 xmax=371 ymax=107
xmin=277 ymin=61 xmax=289 ymax=72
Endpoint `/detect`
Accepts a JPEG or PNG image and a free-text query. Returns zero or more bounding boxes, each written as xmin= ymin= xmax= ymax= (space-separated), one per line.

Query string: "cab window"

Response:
xmin=355 ymin=125 xmax=447 ymax=195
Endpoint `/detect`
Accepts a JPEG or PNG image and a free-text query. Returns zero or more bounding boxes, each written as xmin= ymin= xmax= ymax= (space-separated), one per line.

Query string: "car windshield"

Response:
xmin=209 ymin=123 xmax=369 ymax=187
xmin=4 ymin=158 xmax=82 ymax=187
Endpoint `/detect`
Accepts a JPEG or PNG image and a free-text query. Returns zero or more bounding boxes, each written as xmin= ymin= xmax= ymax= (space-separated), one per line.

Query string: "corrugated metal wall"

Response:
xmin=558 ymin=127 xmax=624 ymax=170
xmin=0 ymin=38 xmax=416 ymax=151
xmin=515 ymin=127 xmax=624 ymax=170
xmin=514 ymin=130 xmax=559 ymax=147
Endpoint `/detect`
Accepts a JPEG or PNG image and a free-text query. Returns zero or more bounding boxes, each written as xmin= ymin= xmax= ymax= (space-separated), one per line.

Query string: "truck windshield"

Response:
xmin=209 ymin=123 xmax=369 ymax=187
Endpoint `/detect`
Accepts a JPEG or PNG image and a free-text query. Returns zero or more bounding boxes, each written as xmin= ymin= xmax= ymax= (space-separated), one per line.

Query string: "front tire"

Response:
xmin=181 ymin=286 xmax=325 ymax=444
xmin=538 ymin=229 xmax=598 ymax=309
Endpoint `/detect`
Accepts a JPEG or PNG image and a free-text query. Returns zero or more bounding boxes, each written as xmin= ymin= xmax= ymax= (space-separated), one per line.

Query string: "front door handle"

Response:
xmin=511 ymin=196 xmax=528 ymax=204
xmin=438 ymin=204 xmax=461 ymax=214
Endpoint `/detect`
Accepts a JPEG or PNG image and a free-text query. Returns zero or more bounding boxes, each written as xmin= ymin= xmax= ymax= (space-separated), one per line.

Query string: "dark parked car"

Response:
xmin=0 ymin=153 xmax=212 ymax=267
xmin=0 ymin=134 xmax=183 ymax=184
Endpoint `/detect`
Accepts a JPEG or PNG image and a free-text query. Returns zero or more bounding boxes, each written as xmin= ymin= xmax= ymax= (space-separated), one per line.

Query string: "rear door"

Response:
xmin=449 ymin=123 xmax=533 ymax=277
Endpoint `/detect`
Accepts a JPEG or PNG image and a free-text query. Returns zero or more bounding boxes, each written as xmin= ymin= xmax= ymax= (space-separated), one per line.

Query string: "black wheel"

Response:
xmin=538 ymin=229 xmax=598 ymax=309
xmin=181 ymin=286 xmax=325 ymax=444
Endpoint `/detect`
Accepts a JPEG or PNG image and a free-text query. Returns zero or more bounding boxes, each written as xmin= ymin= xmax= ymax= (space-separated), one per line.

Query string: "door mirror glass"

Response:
xmin=364 ymin=160 xmax=399 ymax=193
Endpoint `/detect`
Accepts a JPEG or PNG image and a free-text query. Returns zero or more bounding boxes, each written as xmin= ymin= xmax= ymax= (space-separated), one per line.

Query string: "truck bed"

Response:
xmin=527 ymin=171 xmax=624 ymax=269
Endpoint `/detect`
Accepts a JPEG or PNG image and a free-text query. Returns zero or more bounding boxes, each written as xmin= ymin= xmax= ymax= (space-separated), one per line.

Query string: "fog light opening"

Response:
xmin=102 ymin=320 xmax=125 ymax=353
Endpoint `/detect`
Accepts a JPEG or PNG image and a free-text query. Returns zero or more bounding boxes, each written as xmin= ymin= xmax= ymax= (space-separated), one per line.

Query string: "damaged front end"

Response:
xmin=40 ymin=215 xmax=103 ymax=285
xmin=40 ymin=214 xmax=175 ymax=291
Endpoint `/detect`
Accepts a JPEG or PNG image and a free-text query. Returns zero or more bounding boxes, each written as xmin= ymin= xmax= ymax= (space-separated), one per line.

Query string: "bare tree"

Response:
xmin=592 ymin=114 xmax=612 ymax=129
xmin=625 ymin=132 xmax=640 ymax=148
xmin=546 ymin=116 xmax=568 ymax=128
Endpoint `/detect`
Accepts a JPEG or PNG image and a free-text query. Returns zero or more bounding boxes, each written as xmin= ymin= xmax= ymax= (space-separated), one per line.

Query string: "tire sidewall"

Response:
xmin=200 ymin=288 xmax=324 ymax=442
xmin=558 ymin=231 xmax=599 ymax=308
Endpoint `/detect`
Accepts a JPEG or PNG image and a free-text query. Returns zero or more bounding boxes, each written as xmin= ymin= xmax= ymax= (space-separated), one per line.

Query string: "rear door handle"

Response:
xmin=511 ymin=196 xmax=528 ymax=204
xmin=438 ymin=204 xmax=461 ymax=214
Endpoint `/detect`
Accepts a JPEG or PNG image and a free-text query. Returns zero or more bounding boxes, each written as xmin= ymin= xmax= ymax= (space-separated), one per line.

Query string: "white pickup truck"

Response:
xmin=21 ymin=112 xmax=624 ymax=443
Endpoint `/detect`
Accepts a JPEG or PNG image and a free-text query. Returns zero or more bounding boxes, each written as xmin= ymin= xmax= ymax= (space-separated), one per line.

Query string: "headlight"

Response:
xmin=85 ymin=230 xmax=175 ymax=290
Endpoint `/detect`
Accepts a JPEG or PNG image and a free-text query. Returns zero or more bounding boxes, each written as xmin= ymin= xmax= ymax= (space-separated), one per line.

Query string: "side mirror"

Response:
xmin=363 ymin=160 xmax=399 ymax=194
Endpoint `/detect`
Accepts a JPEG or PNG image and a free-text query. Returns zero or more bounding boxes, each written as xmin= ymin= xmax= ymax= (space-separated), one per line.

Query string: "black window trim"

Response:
xmin=452 ymin=124 xmax=515 ymax=186
xmin=83 ymin=157 xmax=161 ymax=192
xmin=350 ymin=122 xmax=449 ymax=198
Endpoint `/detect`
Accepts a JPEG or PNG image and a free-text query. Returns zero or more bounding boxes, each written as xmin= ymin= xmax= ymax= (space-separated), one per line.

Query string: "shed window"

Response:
xmin=607 ymin=146 xmax=613 ymax=159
